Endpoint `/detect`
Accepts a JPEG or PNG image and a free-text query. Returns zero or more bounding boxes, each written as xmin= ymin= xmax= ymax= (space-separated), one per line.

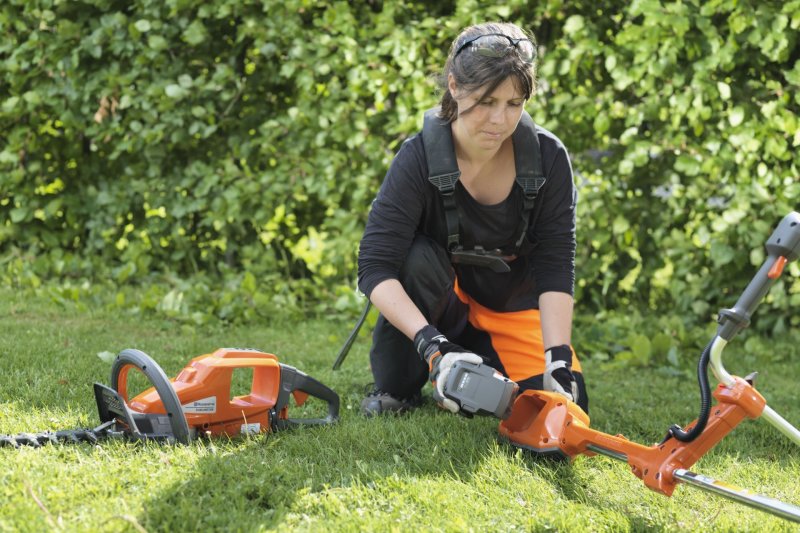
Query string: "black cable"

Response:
xmin=661 ymin=338 xmax=715 ymax=444
xmin=332 ymin=300 xmax=372 ymax=370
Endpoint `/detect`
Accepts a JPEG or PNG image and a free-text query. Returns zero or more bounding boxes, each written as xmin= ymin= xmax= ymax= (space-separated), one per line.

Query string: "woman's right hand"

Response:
xmin=414 ymin=325 xmax=484 ymax=413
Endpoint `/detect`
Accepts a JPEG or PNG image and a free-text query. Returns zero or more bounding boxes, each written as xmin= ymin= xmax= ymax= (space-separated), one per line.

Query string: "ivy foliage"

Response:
xmin=1 ymin=0 xmax=799 ymax=338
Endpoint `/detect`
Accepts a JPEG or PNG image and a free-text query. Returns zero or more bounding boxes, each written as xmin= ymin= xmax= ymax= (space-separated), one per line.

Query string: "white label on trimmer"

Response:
xmin=241 ymin=423 xmax=261 ymax=434
xmin=182 ymin=396 xmax=217 ymax=414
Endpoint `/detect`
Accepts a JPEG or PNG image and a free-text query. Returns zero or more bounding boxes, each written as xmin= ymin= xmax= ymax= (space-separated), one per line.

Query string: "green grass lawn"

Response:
xmin=1 ymin=288 xmax=799 ymax=532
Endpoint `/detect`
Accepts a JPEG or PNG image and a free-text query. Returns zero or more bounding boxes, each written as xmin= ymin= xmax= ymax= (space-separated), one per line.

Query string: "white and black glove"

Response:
xmin=414 ymin=325 xmax=483 ymax=414
xmin=543 ymin=345 xmax=579 ymax=403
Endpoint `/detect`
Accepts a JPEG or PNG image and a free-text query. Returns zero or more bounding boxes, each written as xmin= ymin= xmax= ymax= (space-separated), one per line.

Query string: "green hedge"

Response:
xmin=2 ymin=0 xmax=798 ymax=335
xmin=549 ymin=0 xmax=800 ymax=337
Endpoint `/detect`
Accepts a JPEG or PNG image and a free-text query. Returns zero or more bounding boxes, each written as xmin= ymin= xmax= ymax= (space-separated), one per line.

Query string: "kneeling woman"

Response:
xmin=357 ymin=21 xmax=589 ymax=417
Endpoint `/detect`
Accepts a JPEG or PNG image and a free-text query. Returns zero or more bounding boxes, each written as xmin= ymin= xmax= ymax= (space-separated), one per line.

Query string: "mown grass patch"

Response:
xmin=1 ymin=289 xmax=798 ymax=532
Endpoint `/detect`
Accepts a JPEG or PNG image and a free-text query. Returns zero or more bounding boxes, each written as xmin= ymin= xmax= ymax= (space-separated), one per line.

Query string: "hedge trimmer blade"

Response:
xmin=0 ymin=424 xmax=109 ymax=448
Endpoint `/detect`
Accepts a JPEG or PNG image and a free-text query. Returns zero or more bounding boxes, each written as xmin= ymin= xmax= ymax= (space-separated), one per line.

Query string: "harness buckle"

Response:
xmin=450 ymin=246 xmax=511 ymax=273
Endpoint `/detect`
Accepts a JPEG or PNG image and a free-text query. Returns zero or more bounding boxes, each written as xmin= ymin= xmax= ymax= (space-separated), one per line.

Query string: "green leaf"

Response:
xmin=612 ymin=216 xmax=630 ymax=235
xmin=113 ymin=262 xmax=137 ymax=283
xmin=178 ymin=74 xmax=193 ymax=89
xmin=183 ymin=20 xmax=208 ymax=46
xmin=10 ymin=208 xmax=28 ymax=223
xmin=717 ymin=81 xmax=731 ymax=101
xmin=148 ymin=35 xmax=167 ymax=50
xmin=785 ymin=60 xmax=800 ymax=85
xmin=165 ymin=84 xmax=188 ymax=99
xmin=710 ymin=241 xmax=736 ymax=267
xmin=0 ymin=150 xmax=18 ymax=164
xmin=2 ymin=96 xmax=19 ymax=112
xmin=22 ymin=91 xmax=41 ymax=105
xmin=158 ymin=289 xmax=184 ymax=314
xmin=728 ymin=107 xmax=745 ymax=127
xmin=564 ymin=16 xmax=585 ymax=35
xmin=675 ymin=154 xmax=700 ymax=176
xmin=667 ymin=346 xmax=680 ymax=367
xmin=242 ymin=271 xmax=257 ymax=294
xmin=651 ymin=333 xmax=672 ymax=359
xmin=593 ymin=113 xmax=610 ymax=135
xmin=134 ymin=19 xmax=151 ymax=32
xmin=629 ymin=334 xmax=652 ymax=364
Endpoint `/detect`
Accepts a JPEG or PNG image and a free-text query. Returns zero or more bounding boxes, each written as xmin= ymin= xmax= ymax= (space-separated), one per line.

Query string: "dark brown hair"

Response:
xmin=438 ymin=22 xmax=536 ymax=122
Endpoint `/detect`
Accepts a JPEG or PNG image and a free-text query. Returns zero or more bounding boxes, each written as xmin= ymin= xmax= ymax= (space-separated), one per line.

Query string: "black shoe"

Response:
xmin=361 ymin=387 xmax=422 ymax=417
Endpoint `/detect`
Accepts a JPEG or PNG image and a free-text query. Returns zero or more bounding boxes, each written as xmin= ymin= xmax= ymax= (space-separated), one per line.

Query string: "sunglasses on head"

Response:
xmin=454 ymin=33 xmax=536 ymax=63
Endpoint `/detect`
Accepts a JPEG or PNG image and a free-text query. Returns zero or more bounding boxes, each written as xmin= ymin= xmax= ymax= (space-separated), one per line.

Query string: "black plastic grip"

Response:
xmin=717 ymin=212 xmax=800 ymax=341
xmin=273 ymin=364 xmax=340 ymax=430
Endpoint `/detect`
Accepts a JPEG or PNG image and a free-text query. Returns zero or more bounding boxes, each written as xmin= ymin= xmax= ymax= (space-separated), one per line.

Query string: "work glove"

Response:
xmin=543 ymin=345 xmax=579 ymax=404
xmin=414 ymin=325 xmax=483 ymax=414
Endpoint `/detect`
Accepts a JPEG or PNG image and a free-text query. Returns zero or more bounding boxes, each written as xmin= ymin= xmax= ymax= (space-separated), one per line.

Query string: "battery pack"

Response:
xmin=443 ymin=361 xmax=519 ymax=419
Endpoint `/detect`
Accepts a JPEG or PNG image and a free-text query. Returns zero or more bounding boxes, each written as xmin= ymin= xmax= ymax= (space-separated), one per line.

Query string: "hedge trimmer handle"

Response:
xmin=272 ymin=364 xmax=340 ymax=430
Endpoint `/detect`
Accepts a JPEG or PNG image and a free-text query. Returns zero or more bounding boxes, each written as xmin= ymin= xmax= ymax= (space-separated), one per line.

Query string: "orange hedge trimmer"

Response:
xmin=498 ymin=211 xmax=800 ymax=523
xmin=1 ymin=348 xmax=339 ymax=447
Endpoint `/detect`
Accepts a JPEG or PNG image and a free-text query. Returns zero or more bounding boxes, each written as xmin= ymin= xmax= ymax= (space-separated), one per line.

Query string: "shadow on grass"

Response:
xmin=116 ymin=366 xmax=798 ymax=531
xmin=131 ymin=399 xmax=665 ymax=531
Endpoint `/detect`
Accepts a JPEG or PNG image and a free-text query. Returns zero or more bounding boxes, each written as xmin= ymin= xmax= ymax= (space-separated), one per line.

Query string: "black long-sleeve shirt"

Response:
xmin=358 ymin=122 xmax=576 ymax=312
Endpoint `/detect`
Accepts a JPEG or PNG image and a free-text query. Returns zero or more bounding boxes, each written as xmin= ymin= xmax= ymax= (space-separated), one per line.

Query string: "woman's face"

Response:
xmin=448 ymin=75 xmax=526 ymax=152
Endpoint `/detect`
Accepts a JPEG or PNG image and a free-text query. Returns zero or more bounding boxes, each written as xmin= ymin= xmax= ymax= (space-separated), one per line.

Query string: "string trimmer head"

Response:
xmin=499 ymin=211 xmax=800 ymax=523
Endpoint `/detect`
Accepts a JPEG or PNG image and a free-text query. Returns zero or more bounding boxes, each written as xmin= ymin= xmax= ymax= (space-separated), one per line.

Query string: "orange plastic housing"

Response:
xmin=120 ymin=348 xmax=302 ymax=436
xmin=499 ymin=377 xmax=766 ymax=496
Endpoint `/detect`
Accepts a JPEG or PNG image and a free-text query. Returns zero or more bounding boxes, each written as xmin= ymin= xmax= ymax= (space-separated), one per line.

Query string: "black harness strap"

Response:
xmin=511 ymin=111 xmax=547 ymax=250
xmin=423 ymin=108 xmax=462 ymax=251
xmin=422 ymin=107 xmax=545 ymax=263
